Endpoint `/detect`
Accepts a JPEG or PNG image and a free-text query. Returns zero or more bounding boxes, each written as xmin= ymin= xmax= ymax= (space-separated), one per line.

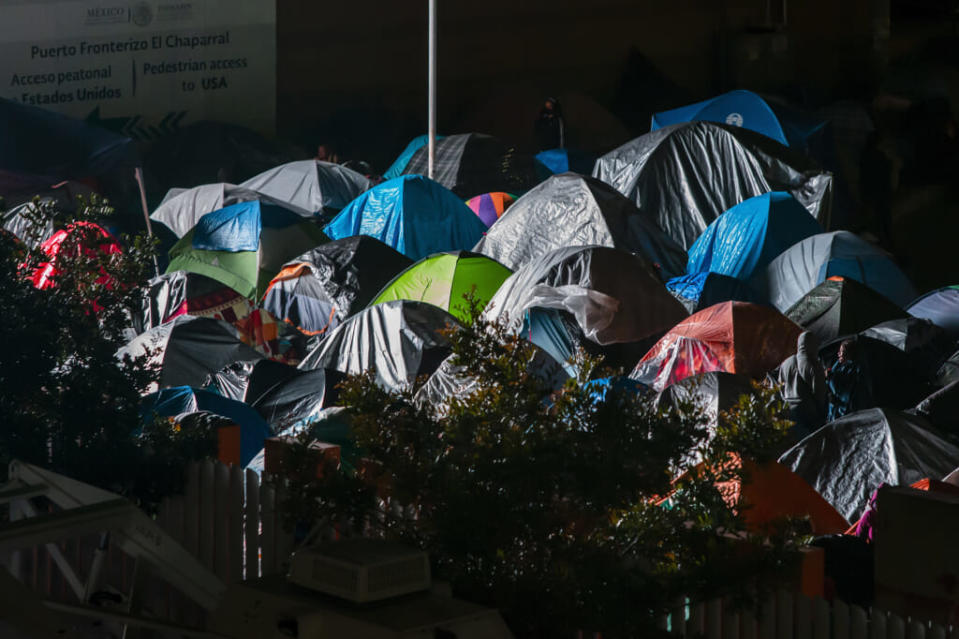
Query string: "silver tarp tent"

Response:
xmin=592 ymin=121 xmax=833 ymax=250
xmin=239 ymin=160 xmax=371 ymax=215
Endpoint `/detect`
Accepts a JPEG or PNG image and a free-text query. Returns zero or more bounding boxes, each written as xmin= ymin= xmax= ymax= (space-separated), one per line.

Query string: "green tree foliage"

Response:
xmin=282 ymin=303 xmax=804 ymax=637
xmin=0 ymin=198 xmax=215 ymax=509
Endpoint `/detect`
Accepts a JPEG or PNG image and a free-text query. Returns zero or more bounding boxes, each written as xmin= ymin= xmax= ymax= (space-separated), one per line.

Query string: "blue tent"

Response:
xmin=534 ymin=148 xmax=596 ymax=177
xmin=382 ymin=134 xmax=446 ymax=180
xmin=908 ymin=286 xmax=959 ymax=337
xmin=666 ymin=271 xmax=764 ymax=313
xmin=142 ymin=386 xmax=273 ymax=467
xmin=0 ymin=99 xmax=138 ymax=180
xmin=651 ymin=90 xmax=827 ymax=150
xmin=585 ymin=376 xmax=650 ymax=404
xmin=323 ymin=175 xmax=487 ymax=261
xmin=687 ymin=192 xmax=823 ymax=280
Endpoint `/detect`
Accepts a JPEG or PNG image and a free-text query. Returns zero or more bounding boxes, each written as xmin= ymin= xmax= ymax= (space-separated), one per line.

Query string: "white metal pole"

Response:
xmin=427 ymin=0 xmax=436 ymax=179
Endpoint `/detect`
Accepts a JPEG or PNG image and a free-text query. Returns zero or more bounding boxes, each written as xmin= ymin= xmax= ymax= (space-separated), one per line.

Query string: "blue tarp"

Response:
xmin=192 ymin=200 xmax=304 ymax=252
xmin=651 ymin=89 xmax=827 ymax=150
xmin=0 ymin=99 xmax=138 ymax=179
xmin=687 ymin=192 xmax=823 ymax=280
xmin=323 ymin=175 xmax=487 ymax=261
xmin=585 ymin=376 xmax=649 ymax=404
xmin=534 ymin=148 xmax=596 ymax=176
xmin=908 ymin=286 xmax=959 ymax=337
xmin=142 ymin=386 xmax=273 ymax=467
xmin=382 ymin=134 xmax=446 ymax=180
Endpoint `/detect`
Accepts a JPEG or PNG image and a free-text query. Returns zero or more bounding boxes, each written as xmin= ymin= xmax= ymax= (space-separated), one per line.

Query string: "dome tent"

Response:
xmin=785 ymin=277 xmax=908 ymax=345
xmin=592 ymin=121 xmax=833 ymax=249
xmin=324 ymin=175 xmax=487 ymax=261
xmin=239 ymin=160 xmax=371 ymax=216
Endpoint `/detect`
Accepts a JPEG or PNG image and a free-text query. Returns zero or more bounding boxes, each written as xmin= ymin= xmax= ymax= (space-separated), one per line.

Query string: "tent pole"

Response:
xmin=133 ymin=167 xmax=159 ymax=277
xmin=427 ymin=0 xmax=436 ymax=180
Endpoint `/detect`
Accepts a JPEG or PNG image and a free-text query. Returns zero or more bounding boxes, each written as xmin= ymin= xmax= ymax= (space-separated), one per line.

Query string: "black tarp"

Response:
xmin=819 ymin=335 xmax=928 ymax=411
xmin=133 ymin=271 xmax=237 ymax=335
xmin=481 ymin=245 xmax=688 ymax=370
xmin=117 ymin=315 xmax=264 ymax=390
xmin=786 ymin=278 xmax=909 ymax=345
xmin=244 ymin=360 xmax=346 ymax=432
xmin=778 ymin=407 xmax=959 ymax=522
xmin=860 ymin=318 xmax=955 ymax=382
xmin=474 ymin=172 xmax=688 ymax=279
xmin=592 ymin=121 xmax=833 ymax=249
xmin=262 ymin=236 xmax=413 ymax=336
xmin=297 ymin=300 xmax=459 ymax=391
xmin=402 ymin=132 xmax=536 ymax=198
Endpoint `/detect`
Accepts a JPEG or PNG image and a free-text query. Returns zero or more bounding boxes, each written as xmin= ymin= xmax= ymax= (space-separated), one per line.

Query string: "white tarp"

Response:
xmin=0 ymin=0 xmax=276 ymax=134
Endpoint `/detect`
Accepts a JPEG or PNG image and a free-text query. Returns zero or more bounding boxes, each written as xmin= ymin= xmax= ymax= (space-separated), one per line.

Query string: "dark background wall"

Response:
xmin=274 ymin=0 xmax=890 ymax=168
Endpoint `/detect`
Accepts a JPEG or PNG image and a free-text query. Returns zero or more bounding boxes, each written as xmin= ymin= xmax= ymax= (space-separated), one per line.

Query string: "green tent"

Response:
xmin=166 ymin=201 xmax=328 ymax=299
xmin=371 ymin=251 xmax=511 ymax=323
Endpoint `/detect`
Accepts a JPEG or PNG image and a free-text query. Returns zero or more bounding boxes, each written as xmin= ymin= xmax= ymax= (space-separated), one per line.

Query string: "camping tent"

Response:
xmin=465 ymin=192 xmax=516 ymax=228
xmin=779 ymin=408 xmax=959 ymax=522
xmin=655 ymin=371 xmax=755 ymax=428
xmin=651 ymin=90 xmax=828 ymax=152
xmin=592 ymin=121 xmax=834 ymax=249
xmin=28 ymin=222 xmax=122 ymax=290
xmin=298 ymin=300 xmax=459 ymax=391
xmin=323 ymin=175 xmax=487 ymax=261
xmin=785 ymin=277 xmax=909 ymax=345
xmin=382 ymin=134 xmax=445 ymax=180
xmin=860 ymin=318 xmax=954 ymax=381
xmin=118 ymin=315 xmax=263 ymax=392
xmin=133 ymin=271 xmax=254 ymax=334
xmin=686 ymin=192 xmax=823 ymax=280
xmin=482 ymin=245 xmax=688 ymax=356
xmin=371 ymin=251 xmax=511 ymax=324
xmin=262 ymin=236 xmax=413 ymax=335
xmin=239 ymin=160 xmax=371 ymax=216
xmin=142 ymin=386 xmax=272 ymax=467
xmin=666 ymin=271 xmax=764 ymax=314
xmin=908 ymin=286 xmax=959 ymax=337
xmin=473 ymin=172 xmax=688 ymax=280
xmin=631 ymin=301 xmax=802 ymax=391
xmin=243 ymin=360 xmax=345 ymax=432
xmin=166 ymin=200 xmax=328 ymax=299
xmin=754 ymin=231 xmax=918 ymax=311
xmin=401 ymin=132 xmax=535 ymax=197
xmin=151 ymin=183 xmax=311 ymax=238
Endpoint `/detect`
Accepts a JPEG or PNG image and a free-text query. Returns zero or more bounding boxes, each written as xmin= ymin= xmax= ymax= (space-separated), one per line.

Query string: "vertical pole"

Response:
xmin=133 ymin=166 xmax=160 ymax=277
xmin=427 ymin=0 xmax=437 ymax=179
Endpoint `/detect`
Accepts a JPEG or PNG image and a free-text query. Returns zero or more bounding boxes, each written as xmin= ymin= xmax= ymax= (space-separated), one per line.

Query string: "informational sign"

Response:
xmin=0 ymin=0 xmax=276 ymax=137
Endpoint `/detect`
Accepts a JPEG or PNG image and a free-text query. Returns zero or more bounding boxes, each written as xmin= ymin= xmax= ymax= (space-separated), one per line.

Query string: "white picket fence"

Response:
xmin=154 ymin=459 xmax=295 ymax=583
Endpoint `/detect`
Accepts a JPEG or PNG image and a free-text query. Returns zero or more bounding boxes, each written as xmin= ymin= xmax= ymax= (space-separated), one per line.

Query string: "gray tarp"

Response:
xmin=778 ymin=407 xmax=959 ymax=522
xmin=117 ymin=315 xmax=263 ymax=391
xmin=239 ymin=160 xmax=371 ymax=215
xmin=151 ymin=182 xmax=312 ymax=238
xmin=473 ymin=172 xmax=687 ymax=280
xmin=482 ymin=244 xmax=688 ymax=347
xmin=592 ymin=121 xmax=833 ymax=249
xmin=754 ymin=231 xmax=919 ymax=312
xmin=297 ymin=300 xmax=459 ymax=391
xmin=860 ymin=318 xmax=955 ymax=381
xmin=132 ymin=270 xmax=233 ymax=334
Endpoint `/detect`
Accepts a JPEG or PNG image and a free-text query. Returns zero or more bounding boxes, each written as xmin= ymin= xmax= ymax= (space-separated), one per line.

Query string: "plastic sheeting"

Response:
xmin=860 ymin=318 xmax=954 ymax=381
xmin=483 ymin=245 xmax=688 ymax=349
xmin=262 ymin=236 xmax=412 ymax=336
xmin=592 ymin=121 xmax=834 ymax=249
xmin=239 ymin=160 xmax=371 ymax=215
xmin=324 ymin=175 xmax=487 ymax=262
xmin=631 ymin=301 xmax=802 ymax=391
xmin=651 ymin=90 xmax=828 ymax=151
xmin=686 ymin=192 xmax=823 ymax=280
xmin=754 ymin=231 xmax=918 ymax=311
xmin=473 ymin=173 xmax=688 ymax=280
xmin=151 ymin=183 xmax=311 ymax=238
xmin=371 ymin=251 xmax=512 ymax=324
xmin=666 ymin=271 xmax=764 ymax=313
xmin=786 ymin=277 xmax=908 ymax=345
xmin=117 ymin=315 xmax=264 ymax=392
xmin=401 ymin=132 xmax=536 ymax=198
xmin=908 ymin=286 xmax=959 ymax=337
xmin=243 ymin=360 xmax=345 ymax=432
xmin=297 ymin=300 xmax=459 ymax=391
xmin=778 ymin=407 xmax=959 ymax=523
xmin=142 ymin=386 xmax=272 ymax=467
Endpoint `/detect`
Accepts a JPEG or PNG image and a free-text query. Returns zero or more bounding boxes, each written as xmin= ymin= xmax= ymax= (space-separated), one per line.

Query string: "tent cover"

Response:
xmin=908 ymin=286 xmax=959 ymax=337
xmin=297 ymin=300 xmax=460 ymax=392
xmin=474 ymin=172 xmax=688 ymax=280
xmin=324 ymin=175 xmax=487 ymax=261
xmin=592 ymin=121 xmax=834 ymax=249
xmin=785 ymin=277 xmax=909 ymax=345
xmin=243 ymin=360 xmax=345 ymax=432
xmin=383 ymin=134 xmax=445 ymax=181
xmin=631 ymin=301 xmax=802 ymax=391
xmin=666 ymin=271 xmax=764 ymax=314
xmin=754 ymin=231 xmax=918 ymax=311
xmin=239 ymin=160 xmax=371 ymax=216
xmin=262 ymin=236 xmax=413 ymax=336
xmin=465 ymin=192 xmax=516 ymax=228
xmin=166 ymin=200 xmax=328 ymax=299
xmin=779 ymin=407 xmax=959 ymax=523
xmin=371 ymin=251 xmax=511 ymax=324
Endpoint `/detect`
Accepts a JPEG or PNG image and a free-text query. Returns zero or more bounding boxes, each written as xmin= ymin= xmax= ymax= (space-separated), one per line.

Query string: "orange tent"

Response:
xmin=632 ymin=301 xmax=802 ymax=390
